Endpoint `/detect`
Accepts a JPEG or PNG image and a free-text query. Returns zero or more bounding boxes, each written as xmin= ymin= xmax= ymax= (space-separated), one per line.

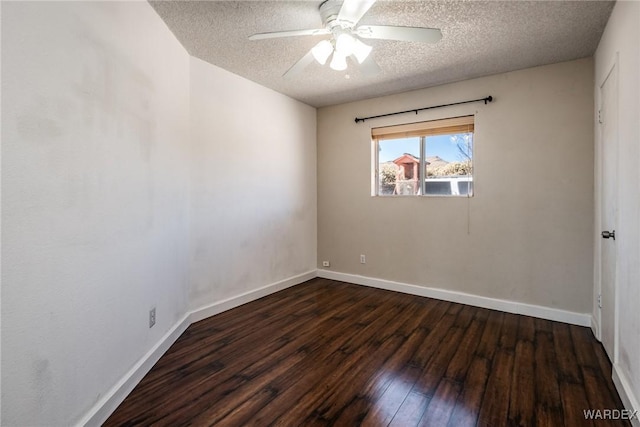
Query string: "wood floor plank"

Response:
xmin=447 ymin=356 xmax=491 ymax=427
xmin=165 ymin=289 xmax=404 ymax=425
xmin=477 ymin=347 xmax=514 ymax=427
xmin=358 ymin=300 xmax=451 ymax=426
xmin=412 ymin=308 xmax=474 ymax=396
xmin=535 ymin=317 xmax=554 ymax=334
xmin=242 ymin=295 xmax=410 ymax=426
xmin=301 ymin=315 xmax=421 ymax=423
xmin=414 ymin=326 xmax=465 ymax=395
xmin=560 ymin=381 xmax=594 ymax=427
xmin=389 ymin=391 xmax=430 ymax=427
xmin=553 ymin=322 xmax=583 ymax=384
xmin=259 ymin=301 xmax=440 ymax=424
xmin=322 ymin=299 xmax=436 ymax=425
xmin=346 ymin=299 xmax=451 ymax=424
xmin=498 ymin=312 xmax=520 ymax=351
xmin=590 ymin=337 xmax=623 ymax=403
xmin=403 ymin=300 xmax=451 ymax=369
xmin=418 ymin=378 xmax=461 ymax=426
xmin=508 ymin=340 xmax=535 ymax=426
xmin=444 ymin=309 xmax=488 ymax=382
xmin=105 ymin=278 xmax=631 ymax=427
xmin=518 ymin=315 xmax=536 ymax=343
xmin=352 ymin=368 xmax=415 ymax=426
xmin=534 ymin=329 xmax=565 ymax=426
xmin=581 ymin=366 xmax=631 ymax=427
xmin=475 ymin=310 xmax=504 ymax=360
xmin=570 ymin=325 xmax=601 ymax=369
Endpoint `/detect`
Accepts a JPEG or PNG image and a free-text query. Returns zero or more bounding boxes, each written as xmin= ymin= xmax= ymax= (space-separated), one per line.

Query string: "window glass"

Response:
xmin=425 ymin=132 xmax=473 ymax=196
xmin=377 ymin=137 xmax=420 ymax=196
xmin=424 ymin=181 xmax=452 ymax=195
xmin=373 ymin=116 xmax=474 ymax=197
xmin=458 ymin=181 xmax=473 ymax=196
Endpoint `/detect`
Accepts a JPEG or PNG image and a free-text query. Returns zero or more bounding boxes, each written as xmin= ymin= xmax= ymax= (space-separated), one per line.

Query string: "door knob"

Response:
xmin=601 ymin=230 xmax=615 ymax=240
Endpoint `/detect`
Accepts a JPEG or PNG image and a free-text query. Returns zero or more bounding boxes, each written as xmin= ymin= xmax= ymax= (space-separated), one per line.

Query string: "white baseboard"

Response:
xmin=613 ymin=364 xmax=640 ymax=427
xmin=591 ymin=314 xmax=601 ymax=341
xmin=78 ymin=269 xmax=317 ymax=426
xmin=79 ymin=314 xmax=191 ymax=427
xmin=189 ymin=270 xmax=317 ymax=323
xmin=82 ymin=268 xmax=600 ymax=425
xmin=317 ymin=269 xmax=591 ymax=327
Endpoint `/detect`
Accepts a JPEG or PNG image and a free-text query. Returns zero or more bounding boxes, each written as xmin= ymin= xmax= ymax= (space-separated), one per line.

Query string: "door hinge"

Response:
xmin=598 ymin=110 xmax=603 ymax=124
xmin=598 ymin=294 xmax=602 ymax=309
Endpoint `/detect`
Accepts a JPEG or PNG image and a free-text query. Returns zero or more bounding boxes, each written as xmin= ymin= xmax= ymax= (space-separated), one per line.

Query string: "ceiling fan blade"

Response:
xmin=355 ymin=55 xmax=381 ymax=77
xmin=249 ymin=28 xmax=330 ymax=40
xmin=338 ymin=0 xmax=376 ymax=26
xmin=283 ymin=49 xmax=316 ymax=78
xmin=356 ymin=25 xmax=442 ymax=43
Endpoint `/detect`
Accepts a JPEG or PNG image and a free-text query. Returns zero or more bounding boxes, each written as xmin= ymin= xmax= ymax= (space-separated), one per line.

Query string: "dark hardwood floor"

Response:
xmin=105 ymin=278 xmax=629 ymax=426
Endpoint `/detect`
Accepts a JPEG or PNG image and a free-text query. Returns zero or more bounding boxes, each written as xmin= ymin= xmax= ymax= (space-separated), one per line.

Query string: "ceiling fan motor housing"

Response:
xmin=320 ymin=0 xmax=352 ymax=30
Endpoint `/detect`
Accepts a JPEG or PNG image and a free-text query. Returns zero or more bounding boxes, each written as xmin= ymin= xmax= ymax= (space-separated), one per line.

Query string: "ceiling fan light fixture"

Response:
xmin=250 ymin=0 xmax=442 ymax=79
xmin=329 ymin=52 xmax=348 ymax=71
xmin=335 ymin=33 xmax=356 ymax=56
xmin=311 ymin=40 xmax=333 ymax=65
xmin=352 ymin=39 xmax=372 ymax=64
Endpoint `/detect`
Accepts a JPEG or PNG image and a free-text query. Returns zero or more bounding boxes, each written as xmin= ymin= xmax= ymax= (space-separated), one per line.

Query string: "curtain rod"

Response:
xmin=354 ymin=95 xmax=493 ymax=123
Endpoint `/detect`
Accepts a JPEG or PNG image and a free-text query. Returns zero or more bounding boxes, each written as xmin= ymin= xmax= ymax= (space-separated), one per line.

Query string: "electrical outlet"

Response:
xmin=360 ymin=254 xmax=366 ymax=264
xmin=322 ymin=261 xmax=330 ymax=267
xmin=149 ymin=307 xmax=156 ymax=328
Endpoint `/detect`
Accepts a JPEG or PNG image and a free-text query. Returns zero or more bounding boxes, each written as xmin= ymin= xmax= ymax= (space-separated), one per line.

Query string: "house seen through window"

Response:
xmin=373 ymin=115 xmax=474 ymax=197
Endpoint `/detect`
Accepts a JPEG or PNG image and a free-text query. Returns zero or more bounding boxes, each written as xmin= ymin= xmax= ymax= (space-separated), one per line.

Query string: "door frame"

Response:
xmin=594 ymin=52 xmax=620 ymax=364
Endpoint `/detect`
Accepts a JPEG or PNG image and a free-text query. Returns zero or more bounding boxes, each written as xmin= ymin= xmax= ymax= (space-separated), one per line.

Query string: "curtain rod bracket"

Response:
xmin=354 ymin=95 xmax=493 ymax=124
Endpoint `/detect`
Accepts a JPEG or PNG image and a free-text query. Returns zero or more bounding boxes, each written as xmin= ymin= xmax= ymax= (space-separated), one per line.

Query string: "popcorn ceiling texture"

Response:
xmin=149 ymin=0 xmax=614 ymax=107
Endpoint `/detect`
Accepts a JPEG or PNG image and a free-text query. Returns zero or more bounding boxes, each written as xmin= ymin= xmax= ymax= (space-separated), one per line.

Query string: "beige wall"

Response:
xmin=594 ymin=0 xmax=640 ymax=416
xmin=318 ymin=58 xmax=594 ymax=314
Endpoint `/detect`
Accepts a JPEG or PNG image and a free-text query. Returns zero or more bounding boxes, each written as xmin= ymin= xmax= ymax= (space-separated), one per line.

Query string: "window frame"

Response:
xmin=372 ymin=115 xmax=475 ymax=198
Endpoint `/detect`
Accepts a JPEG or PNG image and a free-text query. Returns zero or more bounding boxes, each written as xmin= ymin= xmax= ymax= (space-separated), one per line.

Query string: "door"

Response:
xmin=599 ymin=62 xmax=618 ymax=361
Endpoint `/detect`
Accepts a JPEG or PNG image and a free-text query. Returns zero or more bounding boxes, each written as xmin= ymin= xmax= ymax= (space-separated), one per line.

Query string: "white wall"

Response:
xmin=1 ymin=3 xmax=318 ymax=425
xmin=594 ymin=0 xmax=640 ymax=417
xmin=188 ymin=57 xmax=317 ymax=312
xmin=317 ymin=58 xmax=594 ymax=316
xmin=1 ymin=2 xmax=191 ymax=425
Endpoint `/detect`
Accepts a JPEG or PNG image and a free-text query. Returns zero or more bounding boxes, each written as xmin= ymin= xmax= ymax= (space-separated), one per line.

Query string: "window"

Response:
xmin=373 ymin=115 xmax=474 ymax=197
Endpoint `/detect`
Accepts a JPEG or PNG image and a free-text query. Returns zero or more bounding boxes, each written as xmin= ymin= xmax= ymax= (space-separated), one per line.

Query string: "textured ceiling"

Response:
xmin=149 ymin=1 xmax=614 ymax=107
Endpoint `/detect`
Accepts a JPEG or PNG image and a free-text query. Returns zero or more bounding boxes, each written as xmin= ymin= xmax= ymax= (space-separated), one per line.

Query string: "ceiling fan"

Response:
xmin=249 ymin=0 xmax=442 ymax=77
